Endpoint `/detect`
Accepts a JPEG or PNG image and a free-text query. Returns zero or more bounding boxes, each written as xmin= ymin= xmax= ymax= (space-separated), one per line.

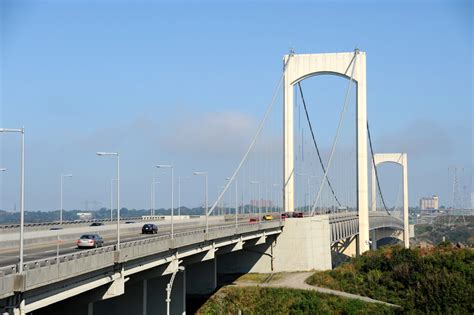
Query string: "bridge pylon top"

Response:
xmin=283 ymin=50 xmax=366 ymax=86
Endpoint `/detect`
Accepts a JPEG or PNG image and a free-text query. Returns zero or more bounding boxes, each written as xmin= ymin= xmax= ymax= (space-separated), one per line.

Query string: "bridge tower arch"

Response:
xmin=371 ymin=153 xmax=409 ymax=248
xmin=283 ymin=50 xmax=370 ymax=252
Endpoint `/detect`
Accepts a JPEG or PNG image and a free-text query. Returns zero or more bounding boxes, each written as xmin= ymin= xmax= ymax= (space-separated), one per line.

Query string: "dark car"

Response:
xmin=77 ymin=234 xmax=104 ymax=249
xmin=281 ymin=213 xmax=290 ymax=220
xmin=90 ymin=222 xmax=104 ymax=227
xmin=292 ymin=212 xmax=304 ymax=218
xmin=142 ymin=224 xmax=158 ymax=234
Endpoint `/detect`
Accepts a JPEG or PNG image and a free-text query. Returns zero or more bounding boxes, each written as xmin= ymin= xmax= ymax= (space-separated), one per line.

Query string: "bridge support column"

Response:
xmin=371 ymin=230 xmax=377 ymax=250
xmin=371 ymin=228 xmax=403 ymax=248
xmin=283 ymin=56 xmax=295 ymax=213
xmin=3 ymin=296 xmax=25 ymax=315
xmin=355 ymin=53 xmax=370 ymax=254
xmin=186 ymin=258 xmax=217 ymax=295
xmin=343 ymin=235 xmax=359 ymax=258
xmin=402 ymin=154 xmax=409 ymax=248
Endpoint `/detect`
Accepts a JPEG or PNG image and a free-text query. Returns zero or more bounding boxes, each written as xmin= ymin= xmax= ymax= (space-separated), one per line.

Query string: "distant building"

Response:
xmin=250 ymin=200 xmax=272 ymax=207
xmin=420 ymin=195 xmax=439 ymax=210
xmin=77 ymin=212 xmax=92 ymax=220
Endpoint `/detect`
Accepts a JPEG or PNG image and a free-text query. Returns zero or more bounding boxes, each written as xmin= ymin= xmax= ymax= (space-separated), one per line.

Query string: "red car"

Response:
xmin=249 ymin=217 xmax=258 ymax=224
xmin=292 ymin=212 xmax=304 ymax=218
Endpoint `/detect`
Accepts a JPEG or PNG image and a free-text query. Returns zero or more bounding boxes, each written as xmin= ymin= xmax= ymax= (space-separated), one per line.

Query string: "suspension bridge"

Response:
xmin=0 ymin=49 xmax=409 ymax=315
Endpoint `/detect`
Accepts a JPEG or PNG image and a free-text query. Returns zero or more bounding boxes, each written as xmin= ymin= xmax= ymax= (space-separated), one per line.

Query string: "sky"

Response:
xmin=0 ymin=0 xmax=472 ymax=212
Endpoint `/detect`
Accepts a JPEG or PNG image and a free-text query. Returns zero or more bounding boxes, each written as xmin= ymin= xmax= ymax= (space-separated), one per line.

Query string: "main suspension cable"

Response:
xmin=206 ymin=54 xmax=294 ymax=216
xmin=297 ymin=82 xmax=342 ymax=207
xmin=367 ymin=121 xmax=391 ymax=215
xmin=310 ymin=50 xmax=358 ymax=216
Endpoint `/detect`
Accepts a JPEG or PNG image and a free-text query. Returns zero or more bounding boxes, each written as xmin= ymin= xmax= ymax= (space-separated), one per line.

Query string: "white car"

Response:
xmin=76 ymin=234 xmax=104 ymax=249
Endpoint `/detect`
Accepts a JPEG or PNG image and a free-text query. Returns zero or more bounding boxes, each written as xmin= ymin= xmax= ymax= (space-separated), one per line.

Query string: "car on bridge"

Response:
xmin=90 ymin=222 xmax=104 ymax=227
xmin=142 ymin=224 xmax=158 ymax=234
xmin=292 ymin=212 xmax=304 ymax=218
xmin=76 ymin=234 xmax=104 ymax=249
xmin=249 ymin=217 xmax=258 ymax=224
xmin=262 ymin=214 xmax=273 ymax=221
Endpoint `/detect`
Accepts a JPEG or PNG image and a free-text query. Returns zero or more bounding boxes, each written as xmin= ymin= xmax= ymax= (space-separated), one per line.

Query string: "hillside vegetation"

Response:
xmin=414 ymin=215 xmax=474 ymax=246
xmin=197 ymin=286 xmax=397 ymax=314
xmin=306 ymin=244 xmax=474 ymax=314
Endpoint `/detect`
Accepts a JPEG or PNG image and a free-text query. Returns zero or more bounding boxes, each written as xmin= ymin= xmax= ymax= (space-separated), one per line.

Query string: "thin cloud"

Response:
xmin=159 ymin=111 xmax=260 ymax=158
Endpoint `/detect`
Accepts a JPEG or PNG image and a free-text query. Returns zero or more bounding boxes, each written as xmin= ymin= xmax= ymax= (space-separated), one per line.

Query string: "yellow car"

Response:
xmin=262 ymin=214 xmax=273 ymax=221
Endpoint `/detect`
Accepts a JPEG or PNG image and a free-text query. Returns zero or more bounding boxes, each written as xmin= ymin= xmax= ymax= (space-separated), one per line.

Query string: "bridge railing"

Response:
xmin=329 ymin=212 xmax=404 ymax=243
xmin=0 ymin=220 xmax=283 ymax=298
xmin=0 ymin=216 xmax=166 ymax=233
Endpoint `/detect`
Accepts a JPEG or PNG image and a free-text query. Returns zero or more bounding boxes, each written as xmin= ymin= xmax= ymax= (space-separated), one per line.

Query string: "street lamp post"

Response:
xmin=156 ymin=165 xmax=174 ymax=238
xmin=250 ymin=181 xmax=261 ymax=226
xmin=151 ymin=180 xmax=160 ymax=216
xmin=0 ymin=168 xmax=6 ymax=172
xmin=97 ymin=152 xmax=120 ymax=250
xmin=226 ymin=177 xmax=238 ymax=230
xmin=272 ymin=183 xmax=280 ymax=219
xmin=151 ymin=172 xmax=165 ymax=216
xmin=178 ymin=176 xmax=191 ymax=218
xmin=0 ymin=127 xmax=25 ymax=273
xmin=60 ymin=174 xmax=73 ymax=225
xmin=110 ymin=178 xmax=117 ymax=221
xmin=297 ymin=173 xmax=315 ymax=213
xmin=193 ymin=172 xmax=208 ymax=233
xmin=165 ymin=266 xmax=185 ymax=315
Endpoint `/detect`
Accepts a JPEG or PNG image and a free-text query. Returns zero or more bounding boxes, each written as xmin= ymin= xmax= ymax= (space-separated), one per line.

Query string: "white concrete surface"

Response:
xmin=282 ymin=51 xmax=369 ymax=253
xmin=371 ymin=153 xmax=409 ymax=248
xmin=218 ymin=217 xmax=332 ymax=273
xmin=272 ymin=217 xmax=332 ymax=271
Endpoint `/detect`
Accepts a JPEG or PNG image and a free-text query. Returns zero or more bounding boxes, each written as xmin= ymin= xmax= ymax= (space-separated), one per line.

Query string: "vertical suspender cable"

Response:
xmin=297 ymin=82 xmax=342 ymax=207
xmin=207 ymin=55 xmax=293 ymax=216
xmin=310 ymin=51 xmax=358 ymax=216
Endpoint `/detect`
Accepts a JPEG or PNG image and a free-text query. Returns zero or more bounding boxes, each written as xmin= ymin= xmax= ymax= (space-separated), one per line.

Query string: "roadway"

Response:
xmin=0 ymin=216 xmax=266 ymax=268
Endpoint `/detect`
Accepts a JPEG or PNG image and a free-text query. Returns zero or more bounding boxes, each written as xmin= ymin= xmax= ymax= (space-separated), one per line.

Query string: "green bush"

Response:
xmin=306 ymin=245 xmax=474 ymax=314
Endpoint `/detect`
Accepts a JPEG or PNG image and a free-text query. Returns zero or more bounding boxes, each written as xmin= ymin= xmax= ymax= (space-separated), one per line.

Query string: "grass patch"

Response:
xmin=236 ymin=272 xmax=284 ymax=284
xmin=197 ymin=286 xmax=398 ymax=314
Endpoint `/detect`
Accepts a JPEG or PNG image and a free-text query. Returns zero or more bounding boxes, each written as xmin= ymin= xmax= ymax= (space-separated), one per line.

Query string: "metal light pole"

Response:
xmin=219 ymin=186 xmax=225 ymax=216
xmin=165 ymin=266 xmax=185 ymax=315
xmin=0 ymin=128 xmax=25 ymax=273
xmin=97 ymin=152 xmax=120 ymax=250
xmin=156 ymin=165 xmax=174 ymax=238
xmin=151 ymin=180 xmax=160 ymax=216
xmin=178 ymin=176 xmax=191 ymax=218
xmin=272 ymin=183 xmax=280 ymax=221
xmin=0 ymin=168 xmax=6 ymax=172
xmin=270 ymin=184 xmax=274 ymax=213
xmin=151 ymin=172 xmax=164 ymax=216
xmin=250 ymin=181 xmax=260 ymax=226
xmin=193 ymin=172 xmax=208 ymax=233
xmin=110 ymin=178 xmax=117 ymax=221
xmin=226 ymin=177 xmax=238 ymax=230
xmin=60 ymin=174 xmax=72 ymax=225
